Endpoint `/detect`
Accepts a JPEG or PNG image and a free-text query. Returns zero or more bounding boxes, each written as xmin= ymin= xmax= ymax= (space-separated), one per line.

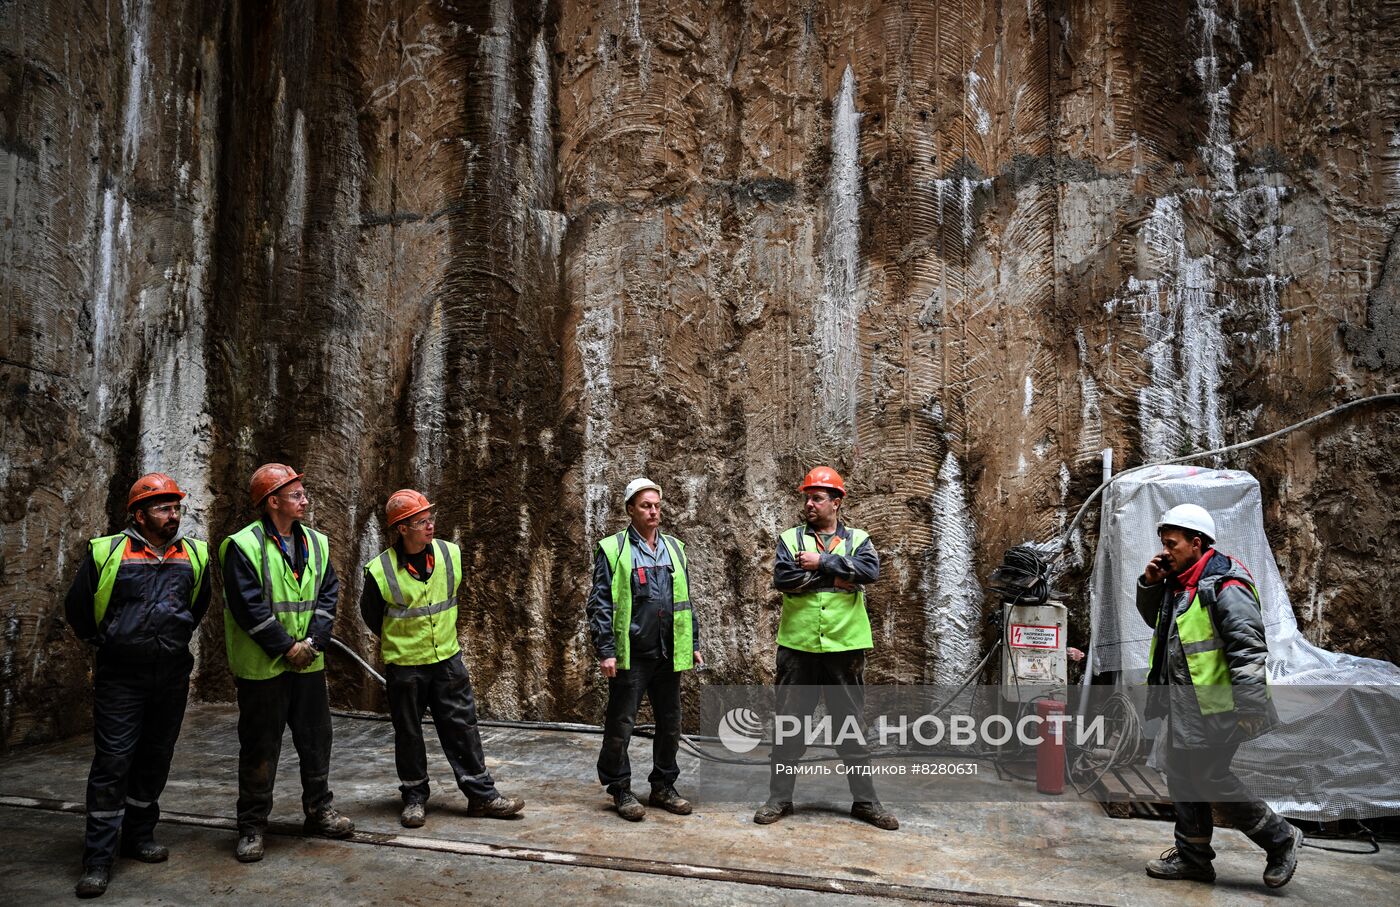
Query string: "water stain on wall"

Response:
xmin=2 ymin=0 xmax=1397 ymax=749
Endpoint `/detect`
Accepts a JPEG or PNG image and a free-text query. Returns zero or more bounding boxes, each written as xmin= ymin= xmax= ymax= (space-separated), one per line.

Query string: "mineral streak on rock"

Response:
xmin=924 ymin=452 xmax=984 ymax=685
xmin=816 ymin=65 xmax=863 ymax=448
xmin=2 ymin=0 xmax=1397 ymax=749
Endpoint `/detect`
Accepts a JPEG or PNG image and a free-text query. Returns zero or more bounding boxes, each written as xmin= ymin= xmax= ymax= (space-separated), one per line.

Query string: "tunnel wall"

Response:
xmin=2 ymin=0 xmax=1397 ymax=749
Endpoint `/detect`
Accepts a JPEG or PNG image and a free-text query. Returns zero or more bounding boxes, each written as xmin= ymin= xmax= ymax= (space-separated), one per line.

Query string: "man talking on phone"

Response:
xmin=1137 ymin=503 xmax=1302 ymax=889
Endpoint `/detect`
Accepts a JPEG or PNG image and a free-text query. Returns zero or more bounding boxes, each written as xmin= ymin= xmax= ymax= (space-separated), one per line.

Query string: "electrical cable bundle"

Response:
xmin=1064 ymin=689 xmax=1144 ymax=795
xmin=987 ymin=545 xmax=1052 ymax=606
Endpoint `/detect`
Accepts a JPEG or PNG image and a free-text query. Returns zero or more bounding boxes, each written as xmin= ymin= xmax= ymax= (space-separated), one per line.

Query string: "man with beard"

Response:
xmin=220 ymin=463 xmax=353 ymax=863
xmin=754 ymin=466 xmax=897 ymax=831
xmin=65 ymin=473 xmax=211 ymax=898
xmin=359 ymin=489 xmax=525 ymax=828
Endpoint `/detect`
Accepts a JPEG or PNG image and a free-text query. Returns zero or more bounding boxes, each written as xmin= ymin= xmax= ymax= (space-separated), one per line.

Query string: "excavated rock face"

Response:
xmin=3 ymin=1 xmax=225 ymax=746
xmin=3 ymin=0 xmax=1397 ymax=749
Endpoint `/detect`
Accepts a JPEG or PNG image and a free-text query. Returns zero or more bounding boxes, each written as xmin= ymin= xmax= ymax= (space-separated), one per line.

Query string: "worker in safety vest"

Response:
xmin=219 ymin=463 xmax=353 ymax=863
xmin=754 ymin=466 xmax=897 ymax=831
xmin=359 ymin=490 xmax=525 ymax=827
xmin=1137 ymin=503 xmax=1302 ymax=889
xmin=586 ymin=477 xmax=702 ymax=821
xmin=64 ymin=473 xmax=211 ymax=898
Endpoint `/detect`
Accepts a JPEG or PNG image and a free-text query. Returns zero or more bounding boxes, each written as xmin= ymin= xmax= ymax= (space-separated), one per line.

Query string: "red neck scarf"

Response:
xmin=1171 ymin=548 xmax=1216 ymax=598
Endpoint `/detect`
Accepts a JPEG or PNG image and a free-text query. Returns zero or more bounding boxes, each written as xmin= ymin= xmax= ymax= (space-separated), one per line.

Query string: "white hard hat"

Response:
xmin=1157 ymin=503 xmax=1216 ymax=541
xmin=623 ymin=477 xmax=662 ymax=506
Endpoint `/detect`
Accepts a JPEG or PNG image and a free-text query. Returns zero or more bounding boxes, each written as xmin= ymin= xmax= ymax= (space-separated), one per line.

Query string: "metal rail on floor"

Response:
xmin=0 ymin=794 xmax=1110 ymax=907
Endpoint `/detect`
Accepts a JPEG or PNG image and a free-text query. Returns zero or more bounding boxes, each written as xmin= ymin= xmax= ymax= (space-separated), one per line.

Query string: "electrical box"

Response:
xmin=1001 ymin=602 xmax=1067 ymax=701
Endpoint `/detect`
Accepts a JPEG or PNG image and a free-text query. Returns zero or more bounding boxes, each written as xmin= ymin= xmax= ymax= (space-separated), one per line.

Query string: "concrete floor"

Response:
xmin=1 ymin=703 xmax=1396 ymax=905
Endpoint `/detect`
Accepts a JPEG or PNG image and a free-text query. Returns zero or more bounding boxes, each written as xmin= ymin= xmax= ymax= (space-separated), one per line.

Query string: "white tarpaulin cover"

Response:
xmin=1088 ymin=465 xmax=1400 ymax=819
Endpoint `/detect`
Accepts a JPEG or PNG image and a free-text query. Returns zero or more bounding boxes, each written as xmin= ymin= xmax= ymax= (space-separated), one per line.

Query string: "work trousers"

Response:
xmin=597 ymin=655 xmax=682 ymax=792
xmin=83 ymin=653 xmax=193 ymax=868
xmin=386 ymin=654 xmax=498 ymax=804
xmin=1162 ymin=731 xmax=1296 ymax=868
xmin=234 ymin=670 xmax=334 ymax=835
xmin=768 ymin=645 xmax=879 ymax=804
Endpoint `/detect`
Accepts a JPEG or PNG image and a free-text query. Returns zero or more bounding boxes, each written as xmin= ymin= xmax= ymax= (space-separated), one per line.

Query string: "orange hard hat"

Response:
xmin=127 ymin=472 xmax=186 ymax=510
xmin=386 ymin=489 xmax=433 ymax=527
xmin=249 ymin=463 xmax=304 ymax=507
xmin=798 ymin=466 xmax=846 ymax=496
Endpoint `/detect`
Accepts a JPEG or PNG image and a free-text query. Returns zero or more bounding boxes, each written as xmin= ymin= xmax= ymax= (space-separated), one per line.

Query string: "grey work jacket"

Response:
xmin=1136 ymin=550 xmax=1277 ymax=749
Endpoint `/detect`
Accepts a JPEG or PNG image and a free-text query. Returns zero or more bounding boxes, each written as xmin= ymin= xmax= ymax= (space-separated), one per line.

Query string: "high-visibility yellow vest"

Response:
xmin=1149 ymin=574 xmax=1265 ymax=716
xmin=596 ymin=532 xmax=692 ymax=672
xmin=777 ymin=525 xmax=872 ymax=653
xmin=219 ymin=521 xmax=329 ymax=680
xmin=90 ymin=533 xmax=208 ymax=624
xmin=363 ymin=539 xmax=463 ymax=666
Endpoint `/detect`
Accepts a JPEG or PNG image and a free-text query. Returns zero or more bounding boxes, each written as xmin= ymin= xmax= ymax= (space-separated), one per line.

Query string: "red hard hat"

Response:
xmin=799 ymin=466 xmax=847 ymax=496
xmin=386 ymin=489 xmax=433 ymax=527
xmin=249 ymin=463 xmax=304 ymax=507
xmin=127 ymin=472 xmax=186 ymax=510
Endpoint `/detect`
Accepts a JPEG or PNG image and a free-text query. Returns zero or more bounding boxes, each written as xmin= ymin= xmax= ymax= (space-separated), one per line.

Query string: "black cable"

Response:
xmin=1050 ymin=392 xmax=1400 ymax=568
xmin=1299 ymin=834 xmax=1378 ymax=855
xmin=1039 ymin=397 xmax=1400 ymax=801
xmin=1295 ymin=819 xmax=1392 ymax=854
xmin=1063 ymin=689 xmax=1142 ymax=796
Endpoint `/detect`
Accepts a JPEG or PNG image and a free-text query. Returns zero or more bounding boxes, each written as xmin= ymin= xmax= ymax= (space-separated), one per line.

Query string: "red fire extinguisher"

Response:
xmin=1036 ymin=699 xmax=1066 ymax=795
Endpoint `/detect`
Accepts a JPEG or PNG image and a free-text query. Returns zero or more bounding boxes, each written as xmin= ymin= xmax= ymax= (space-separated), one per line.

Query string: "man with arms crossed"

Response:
xmin=755 ymin=467 xmax=896 ymax=831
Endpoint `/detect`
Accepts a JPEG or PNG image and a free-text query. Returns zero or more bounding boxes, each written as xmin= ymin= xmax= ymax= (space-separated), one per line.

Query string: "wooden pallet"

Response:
xmin=1096 ymin=765 xmax=1267 ymax=829
xmin=1095 ymin=763 xmax=1175 ymax=821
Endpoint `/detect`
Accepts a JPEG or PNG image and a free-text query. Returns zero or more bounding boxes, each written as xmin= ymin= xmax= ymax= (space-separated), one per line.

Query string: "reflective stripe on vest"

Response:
xmin=776 ymin=525 xmax=872 ymax=653
xmin=90 ymin=534 xmax=208 ymax=626
xmin=91 ymin=535 xmax=127 ymax=625
xmin=219 ymin=521 xmax=329 ymax=680
xmin=1148 ymin=575 xmax=1264 ymax=717
xmin=596 ymin=532 xmax=693 ymax=672
xmin=364 ymin=538 xmax=462 ymax=666
xmin=252 ymin=525 xmax=322 ymax=614
xmin=1175 ymin=591 xmax=1234 ymax=715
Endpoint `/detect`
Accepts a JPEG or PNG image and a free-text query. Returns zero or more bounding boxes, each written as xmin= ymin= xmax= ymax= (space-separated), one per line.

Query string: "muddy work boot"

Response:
xmin=119 ymin=839 xmax=169 ymax=863
xmin=611 ymin=787 xmax=646 ymax=822
xmin=75 ymin=865 xmax=110 ymax=898
xmin=1145 ymin=847 xmax=1216 ymax=883
xmin=851 ymin=801 xmax=899 ymax=831
xmin=648 ymin=784 xmax=693 ymax=815
xmin=1263 ymin=825 xmax=1304 ymax=889
xmin=303 ymin=805 xmax=355 ymax=839
xmin=234 ymin=833 xmax=264 ymax=863
xmin=753 ymin=800 xmax=793 ymax=825
xmin=400 ymin=802 xmax=427 ymax=828
xmin=467 ymin=794 xmax=526 ymax=819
